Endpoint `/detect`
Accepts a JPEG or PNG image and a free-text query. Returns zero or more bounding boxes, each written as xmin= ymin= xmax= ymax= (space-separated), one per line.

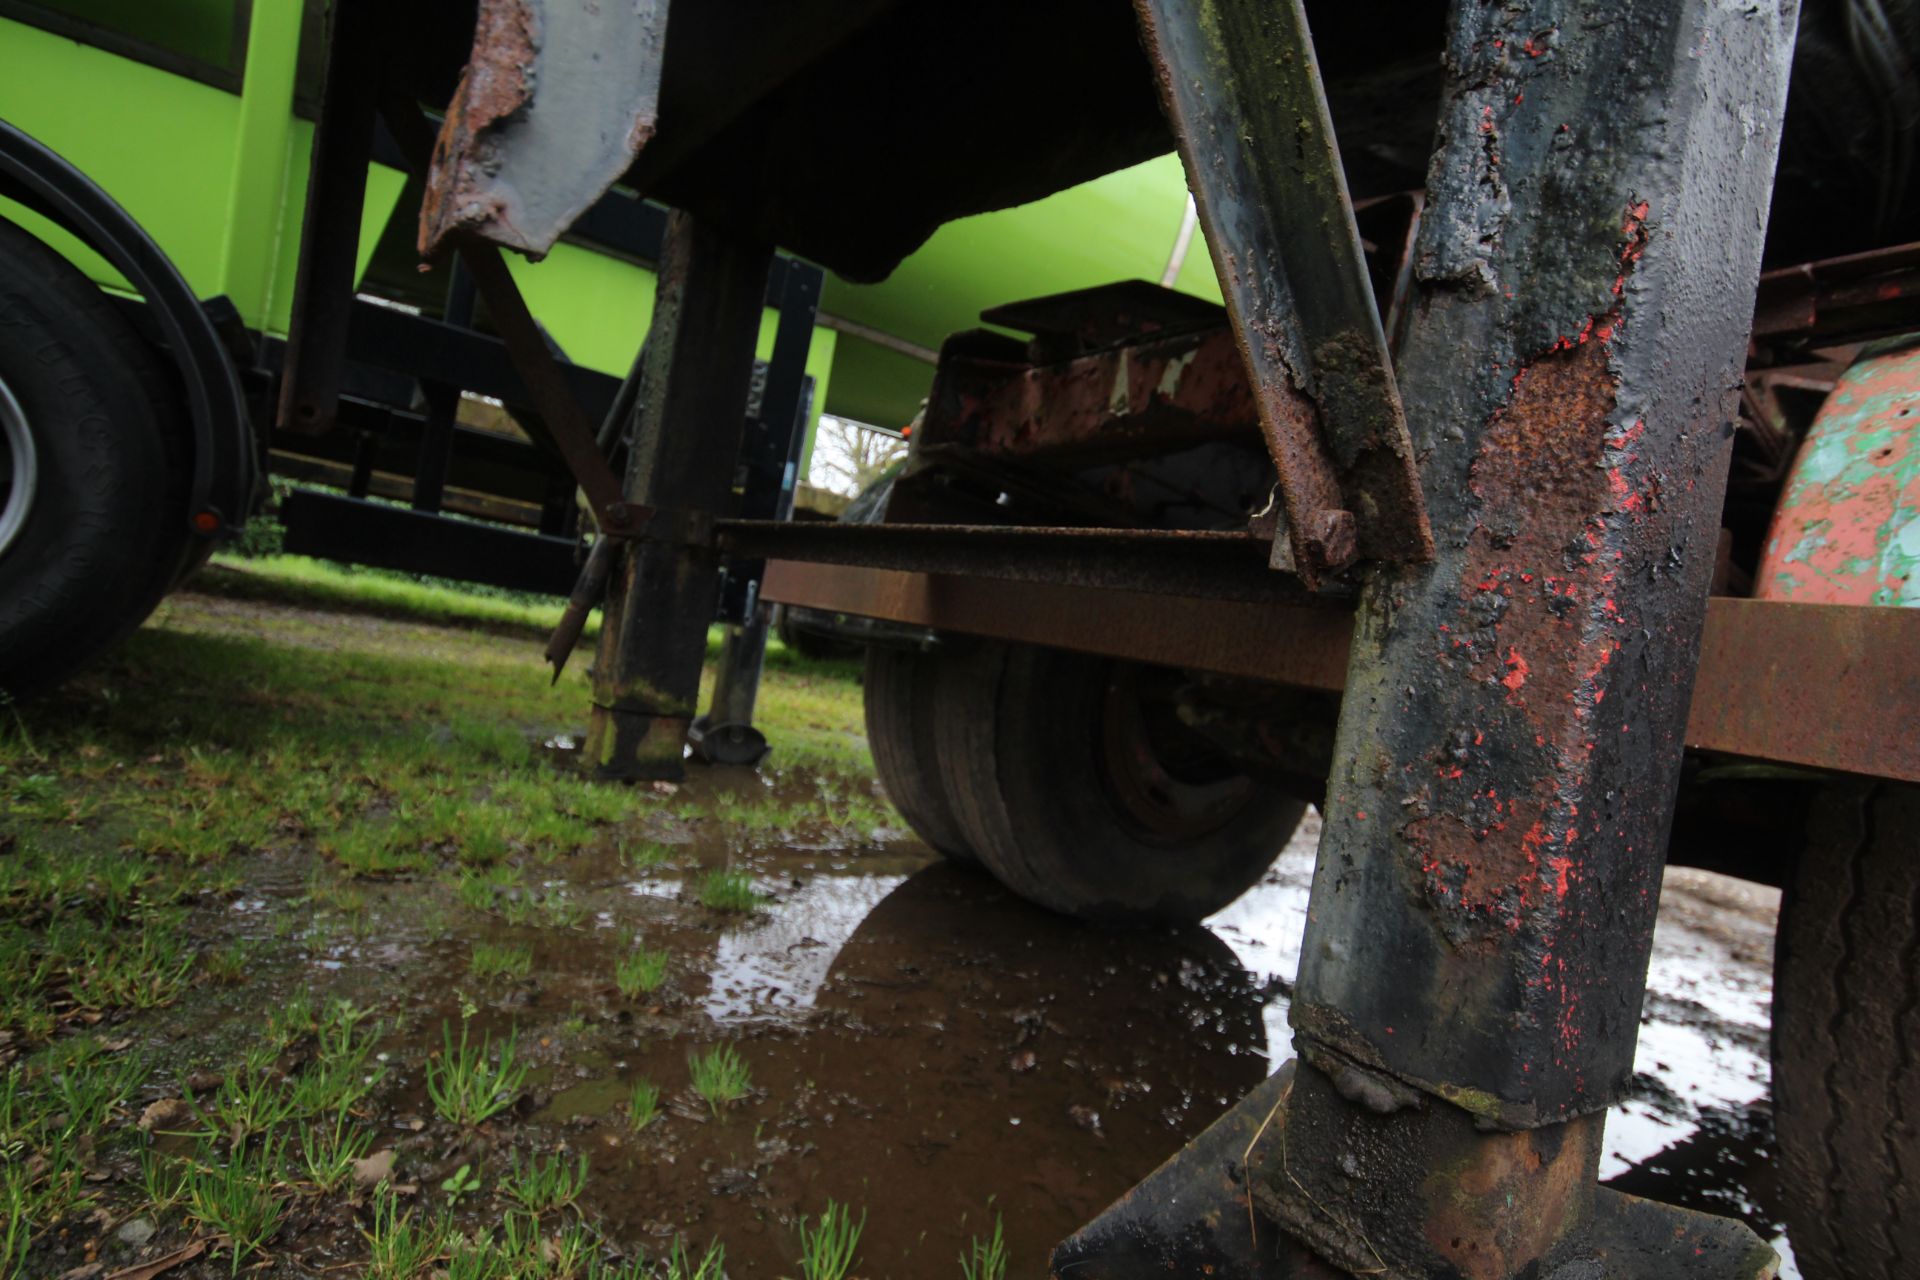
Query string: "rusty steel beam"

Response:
xmin=420 ymin=0 xmax=667 ymax=258
xmin=1751 ymin=239 xmax=1920 ymax=344
xmin=1135 ymin=0 xmax=1433 ymax=584
xmin=761 ymin=561 xmax=1920 ymax=785
xmin=719 ymin=522 xmax=1309 ymax=603
xmin=584 ymin=212 xmax=771 ymax=781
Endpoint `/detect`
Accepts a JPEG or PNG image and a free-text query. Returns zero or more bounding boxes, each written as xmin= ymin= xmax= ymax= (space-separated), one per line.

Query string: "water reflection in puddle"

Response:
xmin=704 ymin=874 xmax=907 ymax=1022
xmin=689 ymin=813 xmax=1795 ymax=1274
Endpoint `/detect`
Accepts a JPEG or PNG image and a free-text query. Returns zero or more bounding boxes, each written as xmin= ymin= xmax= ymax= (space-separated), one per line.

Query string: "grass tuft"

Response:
xmin=425 ymin=1021 xmax=527 ymax=1127
xmin=687 ymin=1044 xmax=751 ymax=1120
xmin=186 ymin=1140 xmax=288 ymax=1276
xmin=793 ymin=1200 xmax=866 ymax=1280
xmin=626 ymin=1079 xmax=660 ymax=1132
xmin=698 ymin=869 xmax=764 ymax=914
xmin=614 ymin=948 xmax=669 ymax=998
xmin=959 ymin=1214 xmax=1009 ymax=1280
xmin=663 ymin=1237 xmax=726 ymax=1280
xmin=363 ymin=1183 xmax=450 ymax=1280
xmin=500 ymin=1150 xmax=588 ymax=1217
xmin=469 ymin=942 xmax=533 ymax=982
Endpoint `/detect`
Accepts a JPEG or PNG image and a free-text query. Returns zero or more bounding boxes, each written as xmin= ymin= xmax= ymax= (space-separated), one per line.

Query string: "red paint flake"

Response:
xmin=1502 ymin=648 xmax=1531 ymax=691
xmin=1548 ymin=855 xmax=1575 ymax=898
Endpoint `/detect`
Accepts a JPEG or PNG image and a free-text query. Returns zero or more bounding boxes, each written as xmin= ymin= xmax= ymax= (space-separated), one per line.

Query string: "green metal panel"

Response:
xmin=503 ymin=244 xmax=836 ymax=440
xmin=819 ymin=152 xmax=1214 ymax=426
xmin=217 ymin=0 xmax=302 ymax=325
xmin=0 ymin=14 xmax=409 ymax=332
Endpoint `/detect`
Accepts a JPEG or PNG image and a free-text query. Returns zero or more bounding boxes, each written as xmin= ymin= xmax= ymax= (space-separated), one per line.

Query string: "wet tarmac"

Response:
xmin=207 ymin=767 xmax=1796 ymax=1278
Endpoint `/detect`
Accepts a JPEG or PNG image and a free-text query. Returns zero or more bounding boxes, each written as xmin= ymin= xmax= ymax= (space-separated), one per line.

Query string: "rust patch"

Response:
xmin=420 ymin=0 xmax=541 ymax=256
xmin=925 ymin=327 xmax=1262 ymax=463
xmin=1405 ymin=338 xmax=1617 ymax=936
xmin=1423 ymin=1117 xmax=1600 ymax=1280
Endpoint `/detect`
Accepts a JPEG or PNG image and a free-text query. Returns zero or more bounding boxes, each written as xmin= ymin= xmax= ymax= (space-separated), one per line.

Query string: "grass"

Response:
xmin=426 ymin=1021 xmax=528 ymax=1127
xmin=469 ymin=942 xmax=533 ymax=981
xmin=500 ymin=1150 xmax=588 ymax=1216
xmin=959 ymin=1215 xmax=1008 ymax=1280
xmin=199 ymin=554 xmax=588 ymax=641
xmin=626 ymin=1079 xmax=660 ymax=1131
xmin=363 ymin=1184 xmax=450 ymax=1280
xmin=0 ymin=555 xmax=884 ymax=1273
xmin=698 ymin=868 xmax=765 ymax=914
xmin=793 ymin=1200 xmax=866 ymax=1280
xmin=664 ymin=1238 xmax=727 ymax=1280
xmin=186 ymin=1140 xmax=288 ymax=1276
xmin=298 ymin=1112 xmax=376 ymax=1195
xmin=614 ymin=947 xmax=670 ymax=998
xmin=687 ymin=1044 xmax=752 ymax=1120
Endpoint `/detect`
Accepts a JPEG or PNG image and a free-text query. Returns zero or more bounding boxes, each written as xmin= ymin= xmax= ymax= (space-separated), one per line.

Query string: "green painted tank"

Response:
xmin=820 ymin=154 xmax=1218 ymax=428
xmin=1757 ymin=338 xmax=1920 ymax=607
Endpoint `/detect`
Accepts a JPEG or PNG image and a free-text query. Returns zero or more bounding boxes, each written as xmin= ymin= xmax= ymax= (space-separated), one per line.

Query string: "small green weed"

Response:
xmin=202 ymin=941 xmax=254 ymax=985
xmin=500 ymin=1150 xmax=587 ymax=1216
xmin=440 ymin=1162 xmax=482 ymax=1207
xmin=627 ymin=1079 xmax=660 ymax=1132
xmin=425 ymin=1021 xmax=527 ymax=1127
xmin=793 ymin=1200 xmax=865 ymax=1280
xmin=663 ymin=1238 xmax=727 ymax=1280
xmin=959 ymin=1215 xmax=1008 ymax=1280
xmin=186 ymin=1141 xmax=287 ymax=1276
xmin=687 ymin=1044 xmax=751 ymax=1119
xmin=469 ymin=942 xmax=532 ymax=982
xmin=139 ymin=1147 xmax=190 ymax=1218
xmin=363 ymin=1184 xmax=450 ymax=1280
xmin=614 ymin=948 xmax=669 ymax=998
xmin=297 ymin=1114 xmax=374 ymax=1195
xmin=698 ymin=869 xmax=763 ymax=913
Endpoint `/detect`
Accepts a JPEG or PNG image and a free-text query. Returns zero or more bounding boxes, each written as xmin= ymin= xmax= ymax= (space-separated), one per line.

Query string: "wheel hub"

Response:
xmin=0 ymin=372 xmax=37 ymax=561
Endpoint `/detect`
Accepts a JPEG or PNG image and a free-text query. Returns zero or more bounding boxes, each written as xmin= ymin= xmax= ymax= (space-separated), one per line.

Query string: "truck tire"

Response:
xmin=863 ymin=644 xmax=976 ymax=865
xmin=0 ymin=218 xmax=188 ymax=697
xmin=931 ymin=639 xmax=1305 ymax=924
xmin=1771 ymin=782 xmax=1920 ymax=1280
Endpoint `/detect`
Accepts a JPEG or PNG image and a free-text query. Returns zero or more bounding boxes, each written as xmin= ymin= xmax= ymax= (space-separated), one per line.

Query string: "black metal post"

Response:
xmin=584 ymin=212 xmax=772 ymax=781
xmin=692 ymin=260 xmax=823 ymax=765
xmin=275 ymin=0 xmax=379 ymax=436
xmin=1058 ymin=0 xmax=1798 ymax=1276
xmin=412 ymin=260 xmax=473 ymax=513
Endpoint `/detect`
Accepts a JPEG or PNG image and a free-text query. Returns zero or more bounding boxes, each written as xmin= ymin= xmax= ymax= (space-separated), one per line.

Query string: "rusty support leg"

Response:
xmin=584 ymin=213 xmax=771 ymax=781
xmin=1058 ymin=1 xmax=1798 ymax=1276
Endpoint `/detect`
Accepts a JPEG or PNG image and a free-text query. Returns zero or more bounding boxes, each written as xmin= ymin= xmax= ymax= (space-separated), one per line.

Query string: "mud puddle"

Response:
xmin=137 ymin=769 xmax=1795 ymax=1276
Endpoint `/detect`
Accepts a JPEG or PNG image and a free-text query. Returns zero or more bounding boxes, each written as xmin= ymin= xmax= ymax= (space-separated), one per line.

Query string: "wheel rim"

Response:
xmin=1100 ymin=662 xmax=1254 ymax=842
xmin=0 ymin=372 xmax=36 ymax=561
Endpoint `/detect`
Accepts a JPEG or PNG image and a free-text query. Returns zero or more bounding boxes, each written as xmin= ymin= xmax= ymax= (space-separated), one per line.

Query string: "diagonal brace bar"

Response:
xmin=1135 ymin=0 xmax=1434 ymax=585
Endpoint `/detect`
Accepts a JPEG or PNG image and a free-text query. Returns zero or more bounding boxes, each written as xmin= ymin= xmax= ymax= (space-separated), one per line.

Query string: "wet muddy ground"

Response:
xmin=2 ymin=576 xmax=1799 ymax=1278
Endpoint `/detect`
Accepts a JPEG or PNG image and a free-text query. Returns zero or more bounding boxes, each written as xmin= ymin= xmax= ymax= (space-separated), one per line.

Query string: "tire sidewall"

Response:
xmin=0 ymin=231 xmax=176 ymax=693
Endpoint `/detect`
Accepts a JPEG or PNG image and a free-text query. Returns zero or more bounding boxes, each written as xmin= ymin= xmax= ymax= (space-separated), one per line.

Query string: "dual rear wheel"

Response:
xmin=863 ymin=639 xmax=1307 ymax=924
